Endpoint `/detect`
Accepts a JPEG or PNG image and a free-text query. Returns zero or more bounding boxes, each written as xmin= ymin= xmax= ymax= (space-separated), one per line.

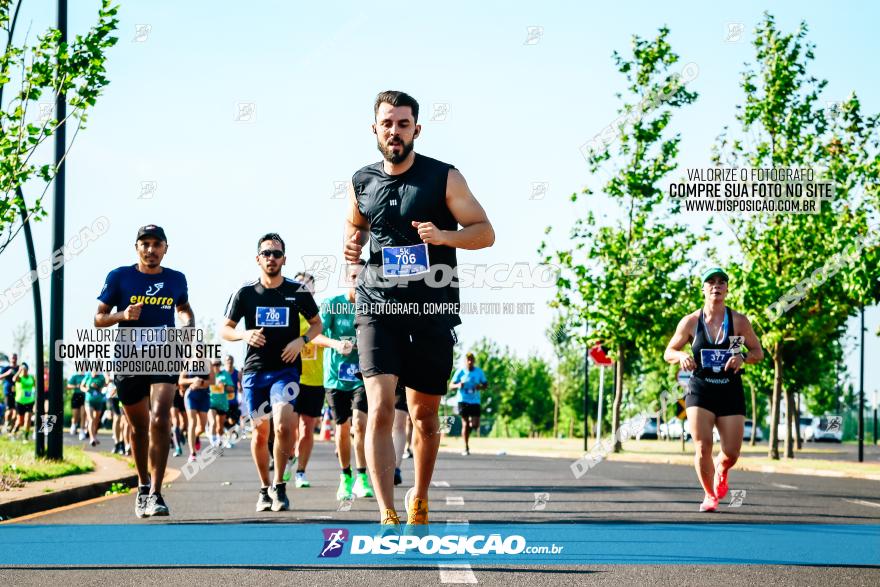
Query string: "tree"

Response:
xmin=0 ymin=0 xmax=119 ymax=252
xmin=11 ymin=319 xmax=31 ymax=357
xmin=715 ymin=13 xmax=880 ymax=459
xmin=541 ymin=27 xmax=701 ymax=451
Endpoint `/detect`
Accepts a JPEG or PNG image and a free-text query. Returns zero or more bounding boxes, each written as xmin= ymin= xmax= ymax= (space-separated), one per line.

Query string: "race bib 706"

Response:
xmin=381 ymin=243 xmax=429 ymax=277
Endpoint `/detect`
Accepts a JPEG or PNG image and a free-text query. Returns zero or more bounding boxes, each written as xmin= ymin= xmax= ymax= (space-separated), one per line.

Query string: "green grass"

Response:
xmin=0 ymin=436 xmax=94 ymax=483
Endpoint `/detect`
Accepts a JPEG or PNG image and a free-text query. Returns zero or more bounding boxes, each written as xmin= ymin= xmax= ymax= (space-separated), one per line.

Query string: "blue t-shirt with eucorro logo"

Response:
xmin=452 ymin=367 xmax=487 ymax=405
xmin=1 ymin=365 xmax=15 ymax=395
xmin=97 ymin=265 xmax=189 ymax=327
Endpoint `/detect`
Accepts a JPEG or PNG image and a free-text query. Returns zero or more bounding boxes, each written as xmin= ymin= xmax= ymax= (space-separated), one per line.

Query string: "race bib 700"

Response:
xmin=381 ymin=243 xmax=429 ymax=277
xmin=256 ymin=306 xmax=289 ymax=327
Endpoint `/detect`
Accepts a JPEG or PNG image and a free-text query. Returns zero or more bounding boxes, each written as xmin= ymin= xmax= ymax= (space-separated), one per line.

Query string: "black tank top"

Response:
xmin=352 ymin=152 xmax=461 ymax=326
xmin=689 ymin=306 xmax=743 ymax=392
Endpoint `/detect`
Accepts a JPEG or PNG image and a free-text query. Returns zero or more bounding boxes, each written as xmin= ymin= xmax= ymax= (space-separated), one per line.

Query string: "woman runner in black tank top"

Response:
xmin=690 ymin=306 xmax=743 ymax=393
xmin=664 ymin=268 xmax=764 ymax=513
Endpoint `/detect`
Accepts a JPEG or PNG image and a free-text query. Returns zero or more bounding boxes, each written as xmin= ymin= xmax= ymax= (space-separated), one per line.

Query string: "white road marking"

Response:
xmin=440 ymin=518 xmax=476 ymax=584
xmin=439 ymin=564 xmax=478 ymax=584
xmin=446 ymin=496 xmax=465 ymax=506
xmin=433 ymin=481 xmax=450 ymax=487
xmin=844 ymin=498 xmax=880 ymax=509
xmin=771 ymin=483 xmax=798 ymax=490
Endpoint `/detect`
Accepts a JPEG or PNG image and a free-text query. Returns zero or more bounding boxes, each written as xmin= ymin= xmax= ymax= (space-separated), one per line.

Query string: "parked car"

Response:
xmin=640 ymin=416 xmax=659 ymax=439
xmin=809 ymin=416 xmax=843 ymax=442
xmin=621 ymin=415 xmax=659 ymax=439
xmin=777 ymin=416 xmax=814 ymax=442
xmin=660 ymin=419 xmax=688 ymax=440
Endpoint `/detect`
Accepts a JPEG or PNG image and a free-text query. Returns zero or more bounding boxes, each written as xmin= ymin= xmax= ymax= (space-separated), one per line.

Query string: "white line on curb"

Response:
xmin=844 ymin=498 xmax=880 ymax=509
xmin=446 ymin=496 xmax=465 ymax=506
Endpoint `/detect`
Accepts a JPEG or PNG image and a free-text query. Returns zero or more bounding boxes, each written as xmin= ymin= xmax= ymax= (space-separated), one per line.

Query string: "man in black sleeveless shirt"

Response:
xmin=344 ymin=91 xmax=495 ymax=526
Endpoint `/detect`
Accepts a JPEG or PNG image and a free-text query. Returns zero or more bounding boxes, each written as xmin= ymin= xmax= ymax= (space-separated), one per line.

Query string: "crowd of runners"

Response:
xmin=2 ymin=91 xmax=767 ymax=525
xmin=52 ymin=90 xmax=496 ymax=524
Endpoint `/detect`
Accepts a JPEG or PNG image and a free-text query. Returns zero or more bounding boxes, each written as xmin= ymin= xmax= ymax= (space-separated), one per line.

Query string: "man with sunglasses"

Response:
xmin=95 ymin=224 xmax=195 ymax=518
xmin=221 ymin=233 xmax=321 ymax=513
xmin=344 ymin=91 xmax=495 ymax=527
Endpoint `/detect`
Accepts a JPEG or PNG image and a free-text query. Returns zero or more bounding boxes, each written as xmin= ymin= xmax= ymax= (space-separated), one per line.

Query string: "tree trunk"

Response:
xmin=784 ymin=387 xmax=795 ymax=459
xmin=768 ymin=341 xmax=783 ymax=460
xmin=750 ymin=383 xmax=758 ymax=446
xmin=18 ymin=195 xmax=46 ymax=458
xmin=795 ymin=391 xmax=802 ymax=450
xmin=552 ymin=395 xmax=559 ymax=438
xmin=611 ymin=349 xmax=625 ymax=453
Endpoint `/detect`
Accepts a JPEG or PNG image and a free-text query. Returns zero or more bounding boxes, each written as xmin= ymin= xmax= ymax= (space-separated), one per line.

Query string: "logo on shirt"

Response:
xmin=146 ymin=282 xmax=164 ymax=296
xmin=130 ymin=294 xmax=174 ymax=308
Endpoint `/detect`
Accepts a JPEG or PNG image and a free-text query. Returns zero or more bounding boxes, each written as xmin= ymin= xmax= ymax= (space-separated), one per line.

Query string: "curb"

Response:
xmin=439 ymin=447 xmax=880 ymax=482
xmin=0 ymin=453 xmax=137 ymax=521
xmin=0 ymin=472 xmax=139 ymax=521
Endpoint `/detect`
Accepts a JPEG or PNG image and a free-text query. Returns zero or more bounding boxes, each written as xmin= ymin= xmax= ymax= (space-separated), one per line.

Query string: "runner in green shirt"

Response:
xmin=314 ymin=287 xmax=374 ymax=501
xmin=12 ymin=363 xmax=36 ymax=440
xmin=81 ymin=371 xmax=107 ymax=446
xmin=67 ymin=372 xmax=87 ymax=438
xmin=209 ymin=360 xmax=232 ymax=448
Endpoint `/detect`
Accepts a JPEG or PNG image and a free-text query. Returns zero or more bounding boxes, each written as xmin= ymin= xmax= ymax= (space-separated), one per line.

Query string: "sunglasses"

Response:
xmin=259 ymin=249 xmax=284 ymax=259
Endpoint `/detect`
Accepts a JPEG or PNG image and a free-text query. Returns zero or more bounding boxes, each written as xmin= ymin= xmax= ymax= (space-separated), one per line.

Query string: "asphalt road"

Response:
xmin=2 ymin=434 xmax=879 ymax=585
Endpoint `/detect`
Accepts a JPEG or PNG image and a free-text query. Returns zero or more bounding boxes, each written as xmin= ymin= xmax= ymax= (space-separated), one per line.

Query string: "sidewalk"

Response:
xmin=439 ymin=437 xmax=880 ymax=481
xmin=0 ymin=452 xmax=138 ymax=521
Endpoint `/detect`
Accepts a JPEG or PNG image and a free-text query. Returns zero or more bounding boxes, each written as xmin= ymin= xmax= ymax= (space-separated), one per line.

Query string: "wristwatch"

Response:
xmin=301 ymin=334 xmax=310 ymax=344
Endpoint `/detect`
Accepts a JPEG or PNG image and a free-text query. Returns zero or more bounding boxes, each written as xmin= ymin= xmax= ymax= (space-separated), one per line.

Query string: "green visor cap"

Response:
xmin=700 ymin=267 xmax=729 ymax=282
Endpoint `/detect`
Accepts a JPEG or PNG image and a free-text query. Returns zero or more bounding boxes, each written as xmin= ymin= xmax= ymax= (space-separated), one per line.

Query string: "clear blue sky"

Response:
xmin=1 ymin=0 xmax=878 ymax=404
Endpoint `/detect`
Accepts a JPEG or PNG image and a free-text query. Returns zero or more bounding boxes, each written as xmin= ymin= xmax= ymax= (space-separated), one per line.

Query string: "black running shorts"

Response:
xmin=458 ymin=401 xmax=481 ymax=418
xmin=295 ymin=384 xmax=325 ymax=418
xmin=355 ymin=315 xmax=455 ymax=396
xmin=325 ymin=386 xmax=368 ymax=425
xmin=70 ymin=391 xmax=85 ymax=409
xmin=114 ymin=374 xmax=179 ymax=406
xmin=685 ymin=389 xmax=746 ymax=418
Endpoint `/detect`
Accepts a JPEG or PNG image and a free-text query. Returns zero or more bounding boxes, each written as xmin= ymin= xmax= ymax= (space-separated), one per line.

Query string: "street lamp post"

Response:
xmin=47 ymin=0 xmax=67 ymax=460
xmin=583 ymin=320 xmax=589 ymax=452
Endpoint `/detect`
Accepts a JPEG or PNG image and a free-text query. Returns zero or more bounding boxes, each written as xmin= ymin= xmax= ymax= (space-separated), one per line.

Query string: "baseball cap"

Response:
xmin=700 ymin=267 xmax=729 ymax=282
xmin=136 ymin=224 xmax=167 ymax=242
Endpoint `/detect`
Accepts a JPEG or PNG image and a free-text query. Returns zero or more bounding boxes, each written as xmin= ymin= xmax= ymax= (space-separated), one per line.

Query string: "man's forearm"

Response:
xmin=95 ymin=312 xmax=125 ymax=328
xmin=178 ymin=309 xmax=195 ymax=328
xmin=311 ymin=334 xmax=338 ymax=350
xmin=304 ymin=322 xmax=322 ymax=343
xmin=221 ymin=325 xmax=243 ymax=342
xmin=441 ymin=222 xmax=494 ymax=250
